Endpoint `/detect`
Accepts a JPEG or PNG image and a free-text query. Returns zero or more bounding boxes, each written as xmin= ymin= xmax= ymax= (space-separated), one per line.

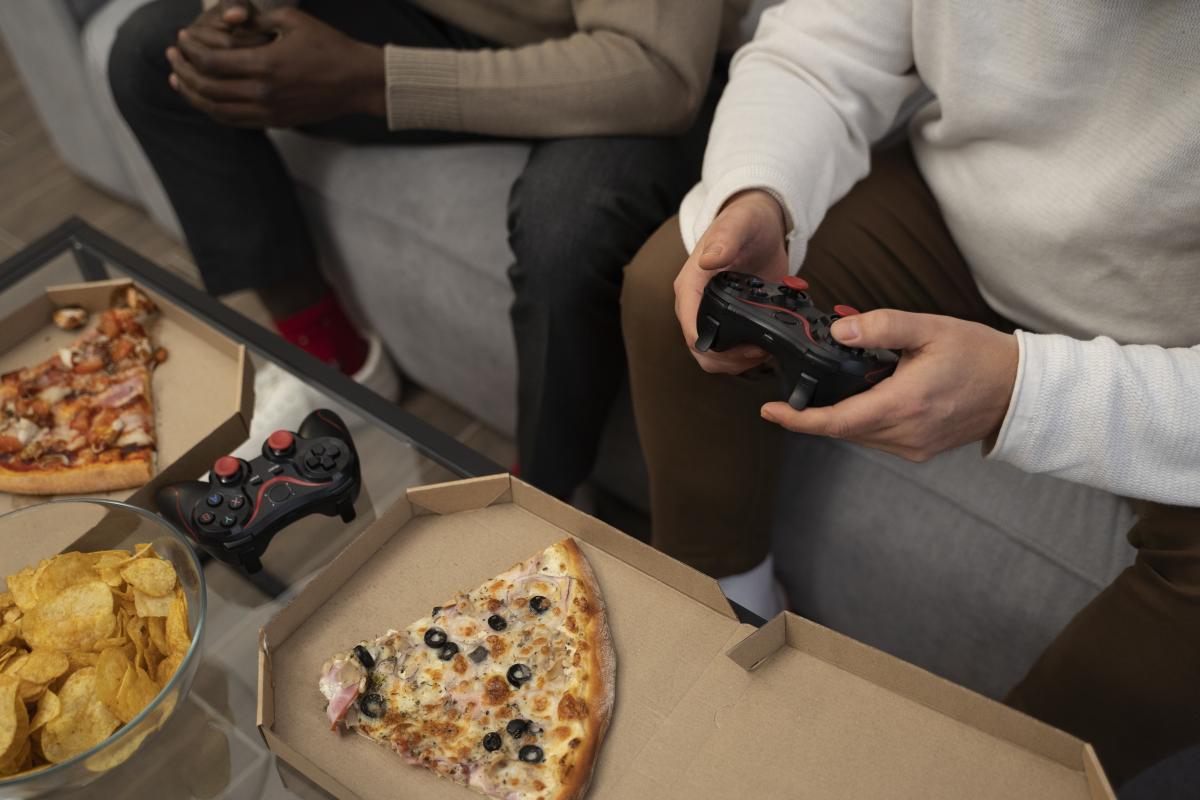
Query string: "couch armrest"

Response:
xmin=0 ymin=0 xmax=135 ymax=200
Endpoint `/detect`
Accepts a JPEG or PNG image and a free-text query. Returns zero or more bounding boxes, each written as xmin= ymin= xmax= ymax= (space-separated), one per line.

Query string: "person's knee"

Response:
xmin=620 ymin=216 xmax=688 ymax=341
xmin=108 ymin=0 xmax=183 ymax=115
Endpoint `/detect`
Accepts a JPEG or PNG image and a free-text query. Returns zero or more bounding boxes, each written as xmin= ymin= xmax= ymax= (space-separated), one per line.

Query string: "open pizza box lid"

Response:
xmin=257 ymin=474 xmax=1114 ymax=799
xmin=0 ymin=278 xmax=254 ymax=523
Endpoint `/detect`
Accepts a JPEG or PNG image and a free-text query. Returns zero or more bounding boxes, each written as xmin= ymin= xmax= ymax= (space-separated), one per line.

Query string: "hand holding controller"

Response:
xmin=696 ymin=271 xmax=898 ymax=409
xmin=156 ymin=409 xmax=361 ymax=572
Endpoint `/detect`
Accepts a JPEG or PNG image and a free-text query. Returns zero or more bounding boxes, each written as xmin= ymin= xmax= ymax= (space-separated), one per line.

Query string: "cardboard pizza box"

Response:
xmin=0 ymin=278 xmax=254 ymax=527
xmin=256 ymin=474 xmax=1115 ymax=799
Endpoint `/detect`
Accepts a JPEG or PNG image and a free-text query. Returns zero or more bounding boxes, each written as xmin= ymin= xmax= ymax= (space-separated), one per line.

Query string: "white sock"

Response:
xmin=717 ymin=554 xmax=785 ymax=619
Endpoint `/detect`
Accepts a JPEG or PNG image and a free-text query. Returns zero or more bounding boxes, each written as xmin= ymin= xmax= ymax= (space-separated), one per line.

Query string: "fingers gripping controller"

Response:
xmin=155 ymin=409 xmax=361 ymax=572
xmin=696 ymin=271 xmax=898 ymax=409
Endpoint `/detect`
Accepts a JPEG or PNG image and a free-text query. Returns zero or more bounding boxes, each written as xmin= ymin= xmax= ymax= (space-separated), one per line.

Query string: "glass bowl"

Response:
xmin=0 ymin=499 xmax=206 ymax=798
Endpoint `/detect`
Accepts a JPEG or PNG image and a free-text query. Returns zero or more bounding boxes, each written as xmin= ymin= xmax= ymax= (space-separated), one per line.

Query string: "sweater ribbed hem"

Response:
xmin=384 ymin=46 xmax=461 ymax=131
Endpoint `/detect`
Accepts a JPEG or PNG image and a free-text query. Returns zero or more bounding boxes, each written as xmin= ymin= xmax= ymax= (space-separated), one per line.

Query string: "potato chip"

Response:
xmin=5 ymin=569 xmax=37 ymax=612
xmin=2 ymin=608 xmax=19 ymax=625
xmin=29 ymin=689 xmax=59 ymax=732
xmin=0 ymin=736 xmax=30 ymax=777
xmin=146 ymin=617 xmax=168 ymax=656
xmin=21 ymin=580 xmax=114 ymax=653
xmin=95 ymin=648 xmax=131 ymax=716
xmin=133 ymin=589 xmax=174 ymax=618
xmin=0 ymin=592 xmax=12 ymax=610
xmin=0 ymin=623 xmax=16 ymax=646
xmin=165 ymin=593 xmax=190 ymax=654
xmin=119 ymin=559 xmax=176 ymax=598
xmin=93 ymin=555 xmax=125 ymax=588
xmin=0 ymin=674 xmax=28 ymax=765
xmin=156 ymin=651 xmax=184 ymax=686
xmin=34 ymin=553 xmax=97 ymax=600
xmin=40 ymin=668 xmax=120 ymax=764
xmin=113 ymin=665 xmax=159 ymax=724
xmin=15 ymin=649 xmax=69 ymax=686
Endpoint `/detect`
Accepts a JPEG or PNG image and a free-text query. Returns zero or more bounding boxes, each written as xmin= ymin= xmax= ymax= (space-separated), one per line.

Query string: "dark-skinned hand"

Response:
xmin=166 ymin=6 xmax=384 ymax=128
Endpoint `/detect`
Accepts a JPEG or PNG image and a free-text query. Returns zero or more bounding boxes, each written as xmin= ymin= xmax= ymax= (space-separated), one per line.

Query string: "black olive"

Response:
xmin=506 ymin=663 xmax=532 ymax=687
xmin=352 ymin=645 xmax=375 ymax=670
xmin=424 ymin=628 xmax=447 ymax=648
xmin=469 ymin=646 xmax=489 ymax=664
xmin=358 ymin=693 xmax=386 ymax=718
xmin=506 ymin=718 xmax=529 ymax=738
xmin=432 ymin=606 xmax=442 ymax=617
xmin=438 ymin=642 xmax=460 ymax=661
xmin=482 ymin=732 xmax=502 ymax=752
xmin=529 ymin=595 xmax=550 ymax=614
xmin=487 ymin=614 xmax=507 ymax=632
xmin=518 ymin=745 xmax=543 ymax=763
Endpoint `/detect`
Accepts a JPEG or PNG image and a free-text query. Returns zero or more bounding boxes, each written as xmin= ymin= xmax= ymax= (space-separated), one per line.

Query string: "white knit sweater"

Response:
xmin=680 ymin=0 xmax=1200 ymax=506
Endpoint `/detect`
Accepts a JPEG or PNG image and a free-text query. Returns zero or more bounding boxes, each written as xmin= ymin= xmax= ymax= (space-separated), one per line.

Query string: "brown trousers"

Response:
xmin=620 ymin=145 xmax=1200 ymax=785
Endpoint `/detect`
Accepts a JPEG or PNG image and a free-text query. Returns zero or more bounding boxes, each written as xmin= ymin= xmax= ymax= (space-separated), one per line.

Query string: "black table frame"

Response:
xmin=0 ymin=218 xmax=764 ymax=626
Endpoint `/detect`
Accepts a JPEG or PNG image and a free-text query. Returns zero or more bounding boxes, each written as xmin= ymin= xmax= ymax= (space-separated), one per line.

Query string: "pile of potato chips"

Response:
xmin=0 ymin=544 xmax=191 ymax=778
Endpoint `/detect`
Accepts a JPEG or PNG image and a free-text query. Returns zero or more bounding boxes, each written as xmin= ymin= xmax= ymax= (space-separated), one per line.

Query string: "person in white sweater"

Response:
xmin=620 ymin=0 xmax=1199 ymax=786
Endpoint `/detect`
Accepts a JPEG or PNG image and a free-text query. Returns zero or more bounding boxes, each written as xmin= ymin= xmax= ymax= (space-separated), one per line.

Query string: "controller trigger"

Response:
xmin=787 ymin=373 xmax=820 ymax=410
xmin=695 ymin=315 xmax=721 ymax=352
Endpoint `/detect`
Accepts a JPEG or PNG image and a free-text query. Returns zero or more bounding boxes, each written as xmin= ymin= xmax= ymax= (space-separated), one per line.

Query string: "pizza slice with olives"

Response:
xmin=319 ymin=538 xmax=615 ymax=800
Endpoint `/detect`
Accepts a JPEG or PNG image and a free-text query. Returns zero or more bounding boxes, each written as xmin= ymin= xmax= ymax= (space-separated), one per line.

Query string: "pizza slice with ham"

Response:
xmin=0 ymin=286 xmax=167 ymax=495
xmin=319 ymin=538 xmax=615 ymax=800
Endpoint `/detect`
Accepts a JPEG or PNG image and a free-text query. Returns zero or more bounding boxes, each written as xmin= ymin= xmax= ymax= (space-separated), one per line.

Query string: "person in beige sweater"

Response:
xmin=109 ymin=0 xmax=747 ymax=496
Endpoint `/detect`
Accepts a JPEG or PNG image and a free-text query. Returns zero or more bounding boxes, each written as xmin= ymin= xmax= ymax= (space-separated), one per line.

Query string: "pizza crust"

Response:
xmin=0 ymin=456 xmax=152 ymax=495
xmin=556 ymin=538 xmax=616 ymax=800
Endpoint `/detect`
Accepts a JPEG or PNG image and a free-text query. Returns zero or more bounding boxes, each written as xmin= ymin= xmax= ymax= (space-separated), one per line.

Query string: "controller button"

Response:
xmin=304 ymin=454 xmax=322 ymax=470
xmin=228 ymin=495 xmax=246 ymax=510
xmin=310 ymin=444 xmax=326 ymax=456
xmin=750 ymin=288 xmax=769 ymax=299
xmin=267 ymin=483 xmax=293 ymax=503
xmin=319 ymin=455 xmax=336 ymax=470
xmin=267 ymin=430 xmax=295 ymax=455
xmin=326 ymin=444 xmax=342 ymax=459
xmin=248 ymin=475 xmax=263 ymax=486
xmin=213 ymin=456 xmax=241 ymax=483
xmin=220 ymin=514 xmax=237 ymax=528
xmin=268 ymin=464 xmax=284 ymax=475
xmin=773 ymin=312 xmax=797 ymax=326
xmin=783 ymin=276 xmax=810 ymax=291
xmin=206 ymin=493 xmax=223 ymax=508
xmin=197 ymin=511 xmax=216 ymax=525
xmin=833 ymin=304 xmax=860 ymax=317
xmin=747 ymin=276 xmax=765 ymax=288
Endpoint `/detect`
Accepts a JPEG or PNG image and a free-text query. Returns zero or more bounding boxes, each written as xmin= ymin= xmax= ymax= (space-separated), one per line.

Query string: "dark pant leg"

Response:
xmin=621 ymin=143 xmax=1008 ymax=576
xmin=506 ymin=74 xmax=722 ymax=497
xmin=108 ymin=0 xmax=490 ymax=297
xmin=1006 ymin=501 xmax=1200 ymax=787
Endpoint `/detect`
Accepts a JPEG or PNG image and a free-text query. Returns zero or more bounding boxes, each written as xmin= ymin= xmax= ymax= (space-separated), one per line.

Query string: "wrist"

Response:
xmin=349 ymin=42 xmax=386 ymax=117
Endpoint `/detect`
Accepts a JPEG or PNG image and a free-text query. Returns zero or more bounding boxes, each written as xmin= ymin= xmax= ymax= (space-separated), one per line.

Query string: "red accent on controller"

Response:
xmin=213 ymin=456 xmax=241 ymax=480
xmin=244 ymin=475 xmax=326 ymax=527
xmin=783 ymin=276 xmax=810 ymax=291
xmin=833 ymin=304 xmax=860 ymax=317
xmin=171 ymin=488 xmax=196 ymax=539
xmin=865 ymin=366 xmax=892 ymax=384
xmin=267 ymin=430 xmax=295 ymax=453
xmin=736 ymin=297 xmax=818 ymax=346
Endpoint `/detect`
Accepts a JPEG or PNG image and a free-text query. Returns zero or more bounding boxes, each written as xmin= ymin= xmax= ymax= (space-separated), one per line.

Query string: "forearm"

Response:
xmin=383 ymin=0 xmax=724 ymax=138
xmin=989 ymin=332 xmax=1200 ymax=505
xmin=680 ymin=0 xmax=919 ymax=269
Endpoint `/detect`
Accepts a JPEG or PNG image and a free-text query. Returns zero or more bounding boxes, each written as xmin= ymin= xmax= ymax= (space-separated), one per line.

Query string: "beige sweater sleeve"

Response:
xmin=384 ymin=0 xmax=727 ymax=138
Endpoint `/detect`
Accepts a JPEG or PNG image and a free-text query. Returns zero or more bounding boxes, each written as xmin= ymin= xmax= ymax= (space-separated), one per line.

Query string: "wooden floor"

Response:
xmin=0 ymin=40 xmax=516 ymax=470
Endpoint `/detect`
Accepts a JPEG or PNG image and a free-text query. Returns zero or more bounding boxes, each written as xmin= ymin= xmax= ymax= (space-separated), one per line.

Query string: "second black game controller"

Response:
xmin=696 ymin=271 xmax=898 ymax=409
xmin=156 ymin=409 xmax=361 ymax=573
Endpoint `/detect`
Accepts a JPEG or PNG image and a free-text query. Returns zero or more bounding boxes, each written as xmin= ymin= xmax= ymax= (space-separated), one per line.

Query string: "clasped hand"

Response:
xmin=165 ymin=2 xmax=383 ymax=128
xmin=675 ymin=190 xmax=1020 ymax=462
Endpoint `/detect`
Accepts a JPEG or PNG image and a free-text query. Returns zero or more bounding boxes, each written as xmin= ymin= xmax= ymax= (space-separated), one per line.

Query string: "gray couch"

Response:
xmin=1 ymin=1 xmax=1192 ymax=794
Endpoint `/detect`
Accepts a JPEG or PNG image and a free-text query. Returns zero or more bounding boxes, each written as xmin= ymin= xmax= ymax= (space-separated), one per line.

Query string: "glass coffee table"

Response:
xmin=0 ymin=218 xmax=761 ymax=799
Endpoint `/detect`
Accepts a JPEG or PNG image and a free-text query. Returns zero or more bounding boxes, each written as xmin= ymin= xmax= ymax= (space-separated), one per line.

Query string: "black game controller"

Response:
xmin=156 ymin=409 xmax=361 ymax=573
xmin=696 ymin=271 xmax=898 ymax=409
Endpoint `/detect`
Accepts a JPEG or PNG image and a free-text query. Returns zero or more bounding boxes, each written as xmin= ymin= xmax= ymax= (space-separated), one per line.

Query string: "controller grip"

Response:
xmin=155 ymin=483 xmax=201 ymax=535
xmin=298 ymin=409 xmax=352 ymax=444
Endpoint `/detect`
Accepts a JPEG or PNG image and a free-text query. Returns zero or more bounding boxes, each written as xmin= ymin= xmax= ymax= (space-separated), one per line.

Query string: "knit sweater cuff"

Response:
xmin=385 ymin=45 xmax=461 ymax=131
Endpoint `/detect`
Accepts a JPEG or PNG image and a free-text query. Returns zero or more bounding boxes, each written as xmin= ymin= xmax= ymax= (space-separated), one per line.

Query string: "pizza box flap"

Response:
xmin=257 ymin=476 xmax=1114 ymax=799
xmin=614 ymin=612 xmax=1115 ymax=799
xmin=0 ymin=278 xmax=253 ymax=523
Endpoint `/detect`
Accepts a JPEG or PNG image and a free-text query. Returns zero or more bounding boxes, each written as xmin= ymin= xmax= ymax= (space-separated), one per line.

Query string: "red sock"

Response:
xmin=274 ymin=292 xmax=369 ymax=375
